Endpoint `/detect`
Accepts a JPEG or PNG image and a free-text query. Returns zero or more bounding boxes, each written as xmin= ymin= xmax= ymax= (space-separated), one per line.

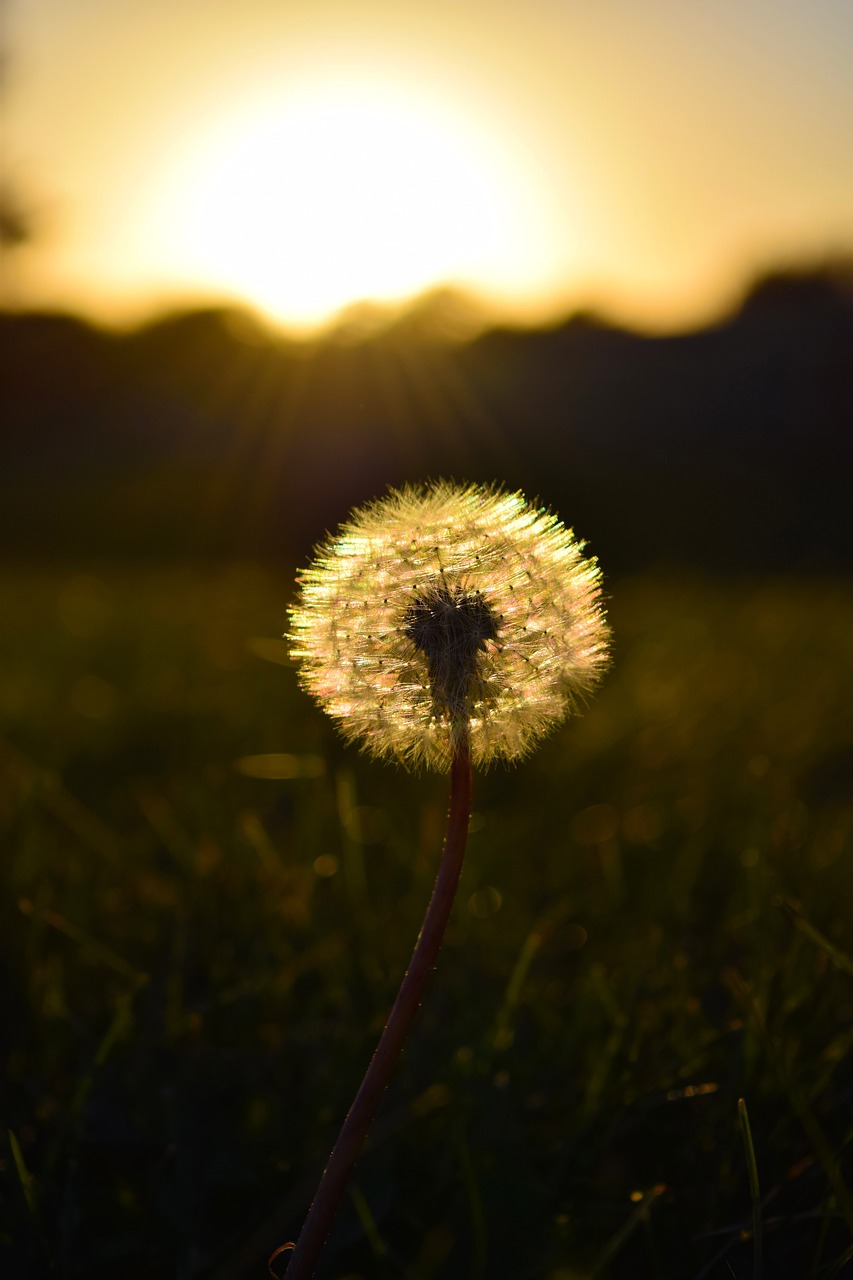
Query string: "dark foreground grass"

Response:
xmin=1 ymin=563 xmax=851 ymax=1279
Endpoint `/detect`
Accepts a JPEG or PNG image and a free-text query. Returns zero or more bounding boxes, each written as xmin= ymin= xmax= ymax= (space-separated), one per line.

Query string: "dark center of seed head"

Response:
xmin=404 ymin=585 xmax=498 ymax=713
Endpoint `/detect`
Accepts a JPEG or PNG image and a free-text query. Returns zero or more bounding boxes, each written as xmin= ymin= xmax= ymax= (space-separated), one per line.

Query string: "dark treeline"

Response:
xmin=1 ymin=262 xmax=851 ymax=573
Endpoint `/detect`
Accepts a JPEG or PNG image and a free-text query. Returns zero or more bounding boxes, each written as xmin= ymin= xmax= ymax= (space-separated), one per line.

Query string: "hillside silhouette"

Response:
xmin=1 ymin=262 xmax=851 ymax=573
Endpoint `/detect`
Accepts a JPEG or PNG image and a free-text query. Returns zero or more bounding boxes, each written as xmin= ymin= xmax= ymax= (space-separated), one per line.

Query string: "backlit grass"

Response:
xmin=2 ymin=565 xmax=851 ymax=1279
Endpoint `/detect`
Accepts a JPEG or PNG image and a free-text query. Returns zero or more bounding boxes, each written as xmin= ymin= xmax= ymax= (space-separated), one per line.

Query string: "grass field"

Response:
xmin=2 ymin=563 xmax=852 ymax=1279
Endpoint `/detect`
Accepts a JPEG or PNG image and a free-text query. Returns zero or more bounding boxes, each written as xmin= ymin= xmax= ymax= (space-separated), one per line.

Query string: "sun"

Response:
xmin=155 ymin=79 xmax=541 ymax=330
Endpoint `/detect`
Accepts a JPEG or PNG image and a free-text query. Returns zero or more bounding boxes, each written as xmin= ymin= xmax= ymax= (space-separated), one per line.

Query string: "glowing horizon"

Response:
xmin=148 ymin=76 xmax=563 ymax=332
xmin=4 ymin=0 xmax=853 ymax=334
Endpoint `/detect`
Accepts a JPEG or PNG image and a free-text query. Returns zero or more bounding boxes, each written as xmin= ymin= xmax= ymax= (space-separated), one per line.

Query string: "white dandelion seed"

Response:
xmin=288 ymin=480 xmax=610 ymax=770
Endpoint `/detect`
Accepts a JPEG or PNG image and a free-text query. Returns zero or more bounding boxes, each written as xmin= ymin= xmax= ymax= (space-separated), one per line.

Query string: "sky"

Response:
xmin=3 ymin=0 xmax=853 ymax=334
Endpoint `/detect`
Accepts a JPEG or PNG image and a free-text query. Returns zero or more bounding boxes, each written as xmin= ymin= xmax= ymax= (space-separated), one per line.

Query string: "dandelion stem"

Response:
xmin=281 ymin=740 xmax=473 ymax=1279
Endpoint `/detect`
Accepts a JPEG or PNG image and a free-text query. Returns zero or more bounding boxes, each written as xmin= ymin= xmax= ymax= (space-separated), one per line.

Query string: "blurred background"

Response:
xmin=2 ymin=2 xmax=852 ymax=1277
xmin=1 ymin=0 xmax=852 ymax=568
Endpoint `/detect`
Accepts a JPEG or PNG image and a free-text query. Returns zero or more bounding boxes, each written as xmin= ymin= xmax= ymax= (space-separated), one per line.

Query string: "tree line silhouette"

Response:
xmin=1 ymin=261 xmax=851 ymax=574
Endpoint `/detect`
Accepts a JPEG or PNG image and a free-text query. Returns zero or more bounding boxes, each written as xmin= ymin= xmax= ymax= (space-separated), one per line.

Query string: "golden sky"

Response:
xmin=4 ymin=0 xmax=853 ymax=333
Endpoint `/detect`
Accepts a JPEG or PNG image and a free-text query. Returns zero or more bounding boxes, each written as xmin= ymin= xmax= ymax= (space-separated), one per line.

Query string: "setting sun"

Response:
xmin=5 ymin=0 xmax=853 ymax=331
xmin=148 ymin=80 xmax=549 ymax=329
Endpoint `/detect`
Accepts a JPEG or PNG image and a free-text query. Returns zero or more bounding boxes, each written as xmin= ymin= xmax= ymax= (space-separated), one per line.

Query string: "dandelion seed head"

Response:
xmin=288 ymin=481 xmax=610 ymax=770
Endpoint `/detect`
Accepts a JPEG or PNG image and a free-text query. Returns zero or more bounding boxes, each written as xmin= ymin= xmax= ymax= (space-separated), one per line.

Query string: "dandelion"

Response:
xmin=277 ymin=481 xmax=609 ymax=1278
xmin=288 ymin=480 xmax=610 ymax=770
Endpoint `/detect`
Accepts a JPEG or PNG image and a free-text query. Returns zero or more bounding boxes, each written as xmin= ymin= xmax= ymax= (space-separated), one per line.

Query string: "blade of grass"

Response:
xmin=335 ymin=768 xmax=369 ymax=910
xmin=825 ymin=1242 xmax=853 ymax=1279
xmin=8 ymin=1129 xmax=51 ymax=1266
xmin=809 ymin=1199 xmax=834 ymax=1280
xmin=0 ymin=738 xmax=121 ymax=862
xmin=18 ymin=898 xmax=148 ymax=987
xmin=348 ymin=1182 xmax=418 ymax=1279
xmin=348 ymin=1182 xmax=389 ymax=1261
xmin=491 ymin=926 xmax=545 ymax=1053
xmin=490 ymin=903 xmax=584 ymax=1054
xmin=589 ymin=1184 xmax=665 ymax=1278
xmin=45 ymin=990 xmax=137 ymax=1175
xmin=642 ymin=1209 xmax=665 ymax=1280
xmin=8 ymin=1128 xmax=38 ymax=1223
xmin=454 ymin=1126 xmax=487 ymax=1280
xmin=40 ymin=773 xmax=123 ymax=862
xmin=780 ymin=899 xmax=853 ymax=977
xmin=737 ymin=1097 xmax=762 ymax=1280
xmin=726 ymin=968 xmax=853 ymax=1236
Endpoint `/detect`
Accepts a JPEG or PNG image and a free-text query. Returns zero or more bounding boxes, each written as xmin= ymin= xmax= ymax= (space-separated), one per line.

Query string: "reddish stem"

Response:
xmin=280 ymin=743 xmax=473 ymax=1279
